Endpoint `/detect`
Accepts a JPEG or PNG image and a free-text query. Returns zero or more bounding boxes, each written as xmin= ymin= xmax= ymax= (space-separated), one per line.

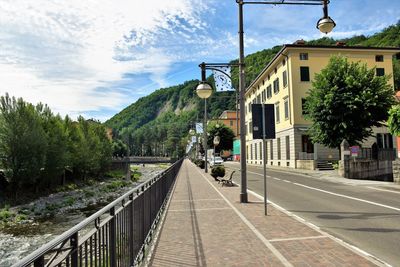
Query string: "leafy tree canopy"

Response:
xmin=304 ymin=56 xmax=395 ymax=148
xmin=207 ymin=123 xmax=235 ymax=153
xmin=388 ymin=104 xmax=400 ymax=136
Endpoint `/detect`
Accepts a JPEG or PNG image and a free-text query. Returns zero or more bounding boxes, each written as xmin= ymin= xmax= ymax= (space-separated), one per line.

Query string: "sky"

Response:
xmin=0 ymin=0 xmax=399 ymax=122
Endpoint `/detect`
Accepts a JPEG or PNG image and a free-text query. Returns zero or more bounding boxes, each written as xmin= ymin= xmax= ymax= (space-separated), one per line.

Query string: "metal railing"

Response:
xmin=14 ymin=159 xmax=183 ymax=267
xmin=354 ymin=148 xmax=396 ymax=161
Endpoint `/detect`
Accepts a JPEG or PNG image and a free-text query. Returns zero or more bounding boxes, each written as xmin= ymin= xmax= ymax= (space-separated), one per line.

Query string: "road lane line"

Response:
xmin=367 ymin=186 xmax=400 ymax=195
xmin=192 ymin=162 xmax=293 ymax=267
xmin=228 ymin=166 xmax=400 ymax=212
xmin=246 ymin=189 xmax=389 ymax=267
xmin=291 ymin=182 xmax=400 ymax=212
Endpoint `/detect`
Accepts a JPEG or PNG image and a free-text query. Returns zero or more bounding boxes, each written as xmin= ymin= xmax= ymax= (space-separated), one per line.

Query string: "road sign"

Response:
xmin=251 ymin=104 xmax=275 ymax=140
xmin=350 ymin=146 xmax=359 ymax=157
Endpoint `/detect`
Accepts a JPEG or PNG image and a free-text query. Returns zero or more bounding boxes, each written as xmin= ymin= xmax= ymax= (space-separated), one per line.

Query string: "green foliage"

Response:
xmin=207 ymin=123 xmax=235 ymax=152
xmin=211 ymin=166 xmax=225 ymax=179
xmin=0 ymin=94 xmax=113 ymax=195
xmin=106 ymin=22 xmax=400 ymax=157
xmin=112 ymin=139 xmax=128 ymax=157
xmin=63 ymin=196 xmax=76 ymax=206
xmin=304 ymin=56 xmax=395 ymax=149
xmin=388 ymin=104 xmax=400 ymax=135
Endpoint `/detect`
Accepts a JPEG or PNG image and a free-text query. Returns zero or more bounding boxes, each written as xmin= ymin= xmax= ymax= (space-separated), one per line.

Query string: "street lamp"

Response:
xmin=317 ymin=0 xmax=336 ymax=34
xmin=236 ymin=0 xmax=335 ymax=203
xmin=213 ymin=135 xmax=220 ymax=166
xmin=196 ymin=80 xmax=213 ymax=173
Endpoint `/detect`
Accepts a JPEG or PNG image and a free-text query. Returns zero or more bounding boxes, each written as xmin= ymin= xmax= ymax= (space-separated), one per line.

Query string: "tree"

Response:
xmin=207 ymin=123 xmax=235 ymax=153
xmin=304 ymin=56 xmax=395 ymax=149
xmin=388 ymin=104 xmax=400 ymax=136
xmin=0 ymin=94 xmax=47 ymax=194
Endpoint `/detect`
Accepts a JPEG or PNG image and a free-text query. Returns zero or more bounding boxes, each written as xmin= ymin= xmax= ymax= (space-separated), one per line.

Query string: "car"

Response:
xmin=208 ymin=156 xmax=224 ymax=167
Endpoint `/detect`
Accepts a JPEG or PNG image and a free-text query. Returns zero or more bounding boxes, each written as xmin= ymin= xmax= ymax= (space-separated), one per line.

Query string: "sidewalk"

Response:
xmin=149 ymin=159 xmax=383 ymax=267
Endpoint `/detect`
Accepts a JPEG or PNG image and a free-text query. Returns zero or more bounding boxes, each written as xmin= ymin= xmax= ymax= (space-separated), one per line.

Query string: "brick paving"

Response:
xmin=149 ymin=159 xmax=382 ymax=267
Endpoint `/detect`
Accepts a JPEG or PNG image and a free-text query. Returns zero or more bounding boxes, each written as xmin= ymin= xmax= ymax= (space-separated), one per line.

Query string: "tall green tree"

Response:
xmin=0 ymin=94 xmax=47 ymax=193
xmin=207 ymin=123 xmax=235 ymax=153
xmin=388 ymin=104 xmax=400 ymax=136
xmin=304 ymin=56 xmax=395 ymax=149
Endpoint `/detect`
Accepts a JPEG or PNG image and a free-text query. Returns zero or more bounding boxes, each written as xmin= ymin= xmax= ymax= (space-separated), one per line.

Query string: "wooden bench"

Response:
xmin=218 ymin=171 xmax=236 ymax=187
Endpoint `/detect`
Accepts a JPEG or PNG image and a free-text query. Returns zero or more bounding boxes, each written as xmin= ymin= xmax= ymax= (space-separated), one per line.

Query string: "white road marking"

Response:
xmin=229 ymin=166 xmax=400 ymax=212
xmin=246 ymin=189 xmax=389 ymax=267
xmin=367 ymin=186 xmax=400 ymax=195
xmin=192 ymin=162 xmax=293 ymax=267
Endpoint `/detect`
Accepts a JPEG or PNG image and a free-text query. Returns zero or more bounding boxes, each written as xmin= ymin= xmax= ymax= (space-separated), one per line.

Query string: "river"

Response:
xmin=0 ymin=164 xmax=167 ymax=266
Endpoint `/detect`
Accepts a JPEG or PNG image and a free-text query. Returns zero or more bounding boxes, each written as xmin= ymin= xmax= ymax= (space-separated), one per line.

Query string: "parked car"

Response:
xmin=208 ymin=156 xmax=224 ymax=167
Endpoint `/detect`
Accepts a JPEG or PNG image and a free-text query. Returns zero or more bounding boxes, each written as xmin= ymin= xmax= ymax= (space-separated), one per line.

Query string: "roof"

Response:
xmin=246 ymin=44 xmax=400 ymax=94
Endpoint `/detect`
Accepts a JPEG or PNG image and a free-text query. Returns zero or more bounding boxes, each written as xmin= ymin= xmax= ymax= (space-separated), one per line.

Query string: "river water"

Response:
xmin=0 ymin=164 xmax=167 ymax=266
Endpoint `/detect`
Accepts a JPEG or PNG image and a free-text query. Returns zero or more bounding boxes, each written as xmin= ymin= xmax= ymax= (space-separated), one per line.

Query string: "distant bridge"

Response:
xmin=112 ymin=156 xmax=173 ymax=164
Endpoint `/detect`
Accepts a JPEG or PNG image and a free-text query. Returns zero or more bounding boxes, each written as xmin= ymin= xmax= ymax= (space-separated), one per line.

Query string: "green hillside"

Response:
xmin=105 ymin=22 xmax=400 ymax=157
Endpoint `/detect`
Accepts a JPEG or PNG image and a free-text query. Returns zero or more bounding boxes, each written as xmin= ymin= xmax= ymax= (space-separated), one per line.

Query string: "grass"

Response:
xmin=0 ymin=206 xmax=14 ymax=222
xmin=63 ymin=196 xmax=76 ymax=206
xmin=105 ymin=169 xmax=126 ymax=179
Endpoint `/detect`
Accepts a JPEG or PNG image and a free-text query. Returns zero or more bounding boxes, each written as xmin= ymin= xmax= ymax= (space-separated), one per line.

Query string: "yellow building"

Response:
xmin=245 ymin=42 xmax=400 ymax=169
xmin=209 ymin=110 xmax=240 ymax=138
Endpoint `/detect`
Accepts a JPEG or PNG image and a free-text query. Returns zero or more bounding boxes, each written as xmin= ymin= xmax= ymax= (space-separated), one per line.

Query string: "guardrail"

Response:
xmin=14 ymin=159 xmax=183 ymax=267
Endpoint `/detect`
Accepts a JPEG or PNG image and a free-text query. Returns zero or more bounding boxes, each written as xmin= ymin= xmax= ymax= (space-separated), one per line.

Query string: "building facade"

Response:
xmin=244 ymin=43 xmax=400 ymax=169
xmin=209 ymin=110 xmax=240 ymax=138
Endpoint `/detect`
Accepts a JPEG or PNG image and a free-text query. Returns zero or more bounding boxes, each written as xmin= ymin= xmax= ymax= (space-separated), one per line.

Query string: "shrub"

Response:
xmin=197 ymin=160 xmax=205 ymax=169
xmin=211 ymin=166 xmax=225 ymax=179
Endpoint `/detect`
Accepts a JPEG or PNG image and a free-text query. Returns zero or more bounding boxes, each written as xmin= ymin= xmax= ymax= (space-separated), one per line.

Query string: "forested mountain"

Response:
xmin=105 ymin=22 xmax=400 ymax=157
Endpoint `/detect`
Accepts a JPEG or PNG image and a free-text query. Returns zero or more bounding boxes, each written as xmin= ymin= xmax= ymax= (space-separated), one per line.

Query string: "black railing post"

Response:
xmin=109 ymin=207 xmax=117 ymax=267
xmin=70 ymin=232 xmax=79 ymax=267
xmin=33 ymin=256 xmax=44 ymax=267
xmin=129 ymin=193 xmax=135 ymax=265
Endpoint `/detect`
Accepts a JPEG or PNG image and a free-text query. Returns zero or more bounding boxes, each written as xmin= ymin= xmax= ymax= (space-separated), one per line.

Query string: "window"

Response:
xmin=300 ymin=66 xmax=310 ymax=81
xmin=267 ymin=85 xmax=272 ymax=99
xmin=250 ymin=144 xmax=253 ymax=160
xmin=277 ymin=138 xmax=281 ymax=160
xmin=246 ymin=145 xmax=249 ymax=158
xmin=375 ymin=55 xmax=384 ymax=62
xmin=285 ymin=136 xmax=290 ymax=160
xmin=283 ymin=70 xmax=288 ymax=88
xmin=275 ymin=102 xmax=280 ymax=123
xmin=260 ymin=142 xmax=263 ymax=160
xmin=255 ymin=143 xmax=258 ymax=160
xmin=302 ymin=135 xmax=314 ymax=153
xmin=282 ymin=59 xmax=286 ymax=66
xmin=274 ymin=67 xmax=277 ymax=74
xmin=273 ymin=78 xmax=280 ymax=94
xmin=376 ymin=68 xmax=385 ymax=76
xmin=377 ymin=133 xmax=393 ymax=148
xmin=270 ymin=140 xmax=273 ymax=160
xmin=249 ymin=121 xmax=253 ymax=133
xmin=300 ymin=53 xmax=308 ymax=60
xmin=257 ymin=94 xmax=261 ymax=103
xmin=230 ymin=120 xmax=233 ymax=126
xmin=284 ymin=97 xmax=289 ymax=120
xmin=302 ymin=98 xmax=308 ymax=115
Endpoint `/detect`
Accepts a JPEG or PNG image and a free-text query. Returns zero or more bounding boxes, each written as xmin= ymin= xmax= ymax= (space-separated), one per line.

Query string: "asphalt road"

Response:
xmin=224 ymin=162 xmax=400 ymax=267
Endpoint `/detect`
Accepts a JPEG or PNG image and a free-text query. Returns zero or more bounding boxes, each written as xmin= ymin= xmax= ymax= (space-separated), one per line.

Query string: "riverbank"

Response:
xmin=0 ymin=163 xmax=169 ymax=266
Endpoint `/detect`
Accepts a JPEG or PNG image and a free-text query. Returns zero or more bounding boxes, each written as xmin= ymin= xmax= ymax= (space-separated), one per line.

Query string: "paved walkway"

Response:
xmin=149 ymin=159 xmax=383 ymax=267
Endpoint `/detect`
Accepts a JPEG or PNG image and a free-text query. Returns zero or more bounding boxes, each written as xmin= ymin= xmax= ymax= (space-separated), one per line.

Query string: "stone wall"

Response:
xmin=296 ymin=160 xmax=316 ymax=170
xmin=392 ymin=160 xmax=400 ymax=183
xmin=339 ymin=160 xmax=393 ymax=182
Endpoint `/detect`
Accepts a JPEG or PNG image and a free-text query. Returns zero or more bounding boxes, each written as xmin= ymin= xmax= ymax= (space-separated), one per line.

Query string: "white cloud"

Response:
xmin=0 ymin=0 xmax=210 ymax=119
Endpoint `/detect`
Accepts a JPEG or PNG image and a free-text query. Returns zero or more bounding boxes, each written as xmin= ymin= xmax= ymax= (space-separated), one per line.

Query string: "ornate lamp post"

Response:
xmin=196 ymin=69 xmax=213 ymax=172
xmin=235 ymin=0 xmax=335 ymax=203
